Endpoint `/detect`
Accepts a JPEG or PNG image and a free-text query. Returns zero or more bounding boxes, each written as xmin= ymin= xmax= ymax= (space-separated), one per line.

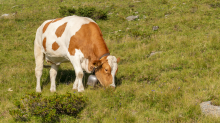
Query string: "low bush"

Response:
xmin=9 ymin=92 xmax=87 ymax=123
xmin=59 ymin=6 xmax=107 ymax=20
xmin=59 ymin=6 xmax=76 ymax=17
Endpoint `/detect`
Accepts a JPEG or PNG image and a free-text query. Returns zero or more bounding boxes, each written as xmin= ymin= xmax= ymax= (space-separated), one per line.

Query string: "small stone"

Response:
xmin=1 ymin=14 xmax=9 ymax=17
xmin=12 ymin=5 xmax=19 ymax=8
xmin=148 ymin=51 xmax=162 ymax=58
xmin=133 ymin=1 xmax=141 ymax=3
xmin=126 ymin=15 xmax=139 ymax=21
xmin=152 ymin=26 xmax=159 ymax=31
xmin=8 ymin=88 xmax=13 ymax=91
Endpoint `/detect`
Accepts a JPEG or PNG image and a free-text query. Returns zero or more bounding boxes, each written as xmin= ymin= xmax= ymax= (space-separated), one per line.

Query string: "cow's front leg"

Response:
xmin=50 ymin=64 xmax=59 ymax=92
xmin=73 ymin=70 xmax=84 ymax=92
xmin=73 ymin=77 xmax=79 ymax=90
xmin=69 ymin=55 xmax=84 ymax=92
xmin=76 ymin=71 xmax=84 ymax=92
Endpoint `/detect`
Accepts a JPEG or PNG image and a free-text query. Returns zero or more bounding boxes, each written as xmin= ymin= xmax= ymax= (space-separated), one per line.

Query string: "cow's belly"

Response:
xmin=45 ymin=54 xmax=69 ymax=65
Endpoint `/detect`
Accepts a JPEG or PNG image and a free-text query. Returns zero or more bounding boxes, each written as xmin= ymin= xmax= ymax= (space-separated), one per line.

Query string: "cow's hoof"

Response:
xmin=73 ymin=87 xmax=78 ymax=90
xmin=78 ymin=88 xmax=84 ymax=92
xmin=36 ymin=89 xmax=42 ymax=93
xmin=50 ymin=88 xmax=56 ymax=92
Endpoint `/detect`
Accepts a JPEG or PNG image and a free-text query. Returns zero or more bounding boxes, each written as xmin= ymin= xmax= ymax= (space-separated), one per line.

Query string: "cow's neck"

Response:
xmin=93 ymin=38 xmax=110 ymax=60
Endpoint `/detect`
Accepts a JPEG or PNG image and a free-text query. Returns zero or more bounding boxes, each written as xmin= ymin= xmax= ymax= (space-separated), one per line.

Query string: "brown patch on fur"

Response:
xmin=68 ymin=22 xmax=109 ymax=58
xmin=95 ymin=62 xmax=112 ymax=86
xmin=68 ymin=22 xmax=113 ymax=86
xmin=43 ymin=21 xmax=52 ymax=33
xmin=52 ymin=41 xmax=60 ymax=51
xmin=53 ymin=18 xmax=63 ymax=23
xmin=43 ymin=18 xmax=63 ymax=33
xmin=68 ymin=22 xmax=110 ymax=72
xmin=43 ymin=37 xmax=47 ymax=51
xmin=55 ymin=22 xmax=67 ymax=37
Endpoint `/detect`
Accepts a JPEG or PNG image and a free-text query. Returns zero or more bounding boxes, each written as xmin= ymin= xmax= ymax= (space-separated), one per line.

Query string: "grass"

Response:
xmin=1 ymin=0 xmax=220 ymax=122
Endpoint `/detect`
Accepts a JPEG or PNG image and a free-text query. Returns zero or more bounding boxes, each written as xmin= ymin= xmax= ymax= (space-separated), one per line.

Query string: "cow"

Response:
xmin=34 ymin=15 xmax=120 ymax=92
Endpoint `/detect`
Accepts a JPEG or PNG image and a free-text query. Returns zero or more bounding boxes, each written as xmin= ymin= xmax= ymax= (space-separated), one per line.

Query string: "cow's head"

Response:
xmin=92 ymin=56 xmax=120 ymax=88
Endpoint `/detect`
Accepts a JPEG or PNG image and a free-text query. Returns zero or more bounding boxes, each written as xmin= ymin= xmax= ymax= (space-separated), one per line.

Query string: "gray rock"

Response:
xmin=126 ymin=15 xmax=139 ymax=21
xmin=12 ymin=5 xmax=19 ymax=8
xmin=1 ymin=14 xmax=9 ymax=17
xmin=148 ymin=51 xmax=162 ymax=58
xmin=200 ymin=101 xmax=220 ymax=117
xmin=133 ymin=1 xmax=141 ymax=3
xmin=152 ymin=26 xmax=159 ymax=31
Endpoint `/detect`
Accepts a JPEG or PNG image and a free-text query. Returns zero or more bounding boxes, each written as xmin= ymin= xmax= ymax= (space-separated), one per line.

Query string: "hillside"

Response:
xmin=1 ymin=0 xmax=220 ymax=122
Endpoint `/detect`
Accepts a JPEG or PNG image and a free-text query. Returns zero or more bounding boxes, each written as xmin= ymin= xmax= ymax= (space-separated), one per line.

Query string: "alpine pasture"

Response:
xmin=1 ymin=0 xmax=220 ymax=122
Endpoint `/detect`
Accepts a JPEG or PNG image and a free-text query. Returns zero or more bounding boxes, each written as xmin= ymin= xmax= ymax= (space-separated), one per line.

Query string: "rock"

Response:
xmin=126 ymin=15 xmax=139 ymax=21
xmin=12 ymin=5 xmax=19 ymax=8
xmin=0 ymin=13 xmax=16 ymax=19
xmin=1 ymin=14 xmax=9 ymax=17
xmin=133 ymin=1 xmax=141 ymax=3
xmin=152 ymin=26 xmax=159 ymax=31
xmin=200 ymin=101 xmax=220 ymax=117
xmin=148 ymin=51 xmax=162 ymax=58
xmin=8 ymin=88 xmax=13 ymax=91
xmin=0 ymin=14 xmax=10 ymax=19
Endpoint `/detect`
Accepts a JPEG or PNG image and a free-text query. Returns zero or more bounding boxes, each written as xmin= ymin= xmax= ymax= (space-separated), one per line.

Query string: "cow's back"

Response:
xmin=35 ymin=16 xmax=95 ymax=64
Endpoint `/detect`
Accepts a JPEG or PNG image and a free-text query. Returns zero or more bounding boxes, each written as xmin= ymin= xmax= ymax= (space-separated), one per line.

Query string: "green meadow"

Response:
xmin=1 ymin=0 xmax=220 ymax=122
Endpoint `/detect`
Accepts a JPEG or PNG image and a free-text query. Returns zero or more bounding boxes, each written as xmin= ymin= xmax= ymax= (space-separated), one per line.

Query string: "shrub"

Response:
xmin=59 ymin=6 xmax=108 ymax=20
xmin=59 ymin=6 xmax=76 ymax=16
xmin=9 ymin=92 xmax=87 ymax=122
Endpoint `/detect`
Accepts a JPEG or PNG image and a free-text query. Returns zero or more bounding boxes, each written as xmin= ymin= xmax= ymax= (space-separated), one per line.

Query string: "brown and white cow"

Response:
xmin=34 ymin=15 xmax=120 ymax=92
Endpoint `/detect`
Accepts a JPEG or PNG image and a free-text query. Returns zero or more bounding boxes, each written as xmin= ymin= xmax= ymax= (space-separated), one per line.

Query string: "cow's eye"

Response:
xmin=105 ymin=69 xmax=108 ymax=72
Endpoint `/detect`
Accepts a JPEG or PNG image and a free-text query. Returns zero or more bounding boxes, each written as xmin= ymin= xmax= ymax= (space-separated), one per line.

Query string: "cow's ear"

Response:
xmin=92 ymin=60 xmax=102 ymax=67
xmin=117 ymin=57 xmax=120 ymax=63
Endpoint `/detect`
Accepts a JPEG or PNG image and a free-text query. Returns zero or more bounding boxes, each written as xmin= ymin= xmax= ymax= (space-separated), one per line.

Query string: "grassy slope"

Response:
xmin=1 ymin=0 xmax=220 ymax=122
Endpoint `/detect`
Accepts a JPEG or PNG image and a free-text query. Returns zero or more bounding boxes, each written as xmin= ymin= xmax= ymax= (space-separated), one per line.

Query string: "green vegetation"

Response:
xmin=9 ymin=92 xmax=86 ymax=122
xmin=1 ymin=0 xmax=220 ymax=122
xmin=59 ymin=6 xmax=108 ymax=20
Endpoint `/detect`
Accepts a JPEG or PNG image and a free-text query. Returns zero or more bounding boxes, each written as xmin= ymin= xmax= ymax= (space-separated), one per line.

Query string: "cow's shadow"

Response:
xmin=41 ymin=69 xmax=122 ymax=90
xmin=42 ymin=69 xmax=91 ymax=89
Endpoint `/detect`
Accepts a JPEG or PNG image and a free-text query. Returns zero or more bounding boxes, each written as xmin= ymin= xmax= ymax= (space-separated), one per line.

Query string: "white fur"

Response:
xmin=107 ymin=56 xmax=118 ymax=87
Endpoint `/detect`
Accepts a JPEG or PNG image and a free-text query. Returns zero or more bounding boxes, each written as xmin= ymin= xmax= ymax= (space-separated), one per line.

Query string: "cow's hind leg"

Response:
xmin=34 ymin=44 xmax=44 ymax=92
xmin=50 ymin=64 xmax=59 ymax=92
